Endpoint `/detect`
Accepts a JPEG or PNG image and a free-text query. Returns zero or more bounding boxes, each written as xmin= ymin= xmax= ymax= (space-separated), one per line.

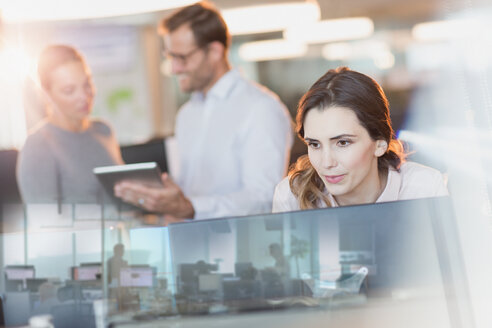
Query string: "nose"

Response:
xmin=171 ymin=58 xmax=185 ymax=74
xmin=321 ymin=148 xmax=337 ymax=168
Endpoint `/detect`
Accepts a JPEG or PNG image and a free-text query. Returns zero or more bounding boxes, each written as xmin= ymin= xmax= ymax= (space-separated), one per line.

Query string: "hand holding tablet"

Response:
xmin=93 ymin=162 xmax=163 ymax=204
xmin=95 ymin=162 xmax=194 ymax=219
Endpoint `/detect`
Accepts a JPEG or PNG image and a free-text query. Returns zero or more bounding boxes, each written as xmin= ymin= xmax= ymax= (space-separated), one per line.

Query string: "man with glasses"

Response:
xmin=115 ymin=1 xmax=293 ymax=221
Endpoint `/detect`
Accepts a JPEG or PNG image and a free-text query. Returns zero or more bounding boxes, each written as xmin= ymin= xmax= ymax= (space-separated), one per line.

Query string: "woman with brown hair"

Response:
xmin=273 ymin=67 xmax=447 ymax=212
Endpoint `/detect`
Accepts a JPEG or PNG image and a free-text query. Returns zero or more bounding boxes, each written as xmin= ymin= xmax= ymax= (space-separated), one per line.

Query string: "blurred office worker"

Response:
xmin=115 ymin=1 xmax=293 ymax=220
xmin=273 ymin=67 xmax=448 ymax=212
xmin=107 ymin=243 xmax=128 ymax=285
xmin=17 ymin=45 xmax=124 ymax=204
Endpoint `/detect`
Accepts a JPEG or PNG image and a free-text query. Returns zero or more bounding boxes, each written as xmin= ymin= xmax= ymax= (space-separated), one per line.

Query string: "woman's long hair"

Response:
xmin=289 ymin=67 xmax=405 ymax=209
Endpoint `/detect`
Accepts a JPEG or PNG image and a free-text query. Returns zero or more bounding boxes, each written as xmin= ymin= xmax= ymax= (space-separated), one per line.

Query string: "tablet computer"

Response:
xmin=93 ymin=162 xmax=163 ymax=201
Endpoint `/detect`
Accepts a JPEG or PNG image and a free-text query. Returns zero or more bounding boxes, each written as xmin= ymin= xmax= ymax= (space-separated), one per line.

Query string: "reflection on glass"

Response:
xmin=0 ymin=197 xmax=470 ymax=327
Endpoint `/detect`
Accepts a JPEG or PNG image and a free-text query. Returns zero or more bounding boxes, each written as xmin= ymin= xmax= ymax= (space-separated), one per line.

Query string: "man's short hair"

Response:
xmin=159 ymin=1 xmax=230 ymax=50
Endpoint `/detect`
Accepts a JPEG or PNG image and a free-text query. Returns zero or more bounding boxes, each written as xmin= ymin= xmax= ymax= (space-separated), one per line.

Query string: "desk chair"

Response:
xmin=0 ymin=294 xmax=5 ymax=326
xmin=0 ymin=149 xmax=21 ymax=202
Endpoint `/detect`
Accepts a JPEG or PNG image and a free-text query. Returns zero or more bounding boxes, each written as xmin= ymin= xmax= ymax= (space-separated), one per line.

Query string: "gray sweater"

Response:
xmin=17 ymin=120 xmax=124 ymax=204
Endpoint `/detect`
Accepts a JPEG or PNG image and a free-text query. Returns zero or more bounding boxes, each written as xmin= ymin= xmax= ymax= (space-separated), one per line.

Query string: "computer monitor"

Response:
xmin=5 ymin=279 xmax=24 ymax=292
xmin=119 ymin=266 xmax=154 ymax=287
xmin=198 ymin=274 xmax=222 ymax=292
xmin=4 ymin=266 xmax=35 ymax=281
xmin=179 ymin=264 xmax=198 ymax=284
xmin=25 ymin=278 xmax=48 ymax=292
xmin=234 ymin=262 xmax=253 ymax=279
xmin=72 ymin=266 xmax=102 ymax=281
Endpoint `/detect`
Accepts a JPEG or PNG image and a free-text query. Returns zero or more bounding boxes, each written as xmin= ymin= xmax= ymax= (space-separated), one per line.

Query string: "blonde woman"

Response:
xmin=17 ymin=45 xmax=123 ymax=203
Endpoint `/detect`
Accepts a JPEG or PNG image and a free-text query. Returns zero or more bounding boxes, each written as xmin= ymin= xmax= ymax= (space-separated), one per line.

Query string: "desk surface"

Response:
xmin=107 ymin=295 xmax=455 ymax=328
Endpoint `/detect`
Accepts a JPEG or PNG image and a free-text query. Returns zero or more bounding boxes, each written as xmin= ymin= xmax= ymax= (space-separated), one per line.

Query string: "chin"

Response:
xmin=324 ymin=184 xmax=348 ymax=197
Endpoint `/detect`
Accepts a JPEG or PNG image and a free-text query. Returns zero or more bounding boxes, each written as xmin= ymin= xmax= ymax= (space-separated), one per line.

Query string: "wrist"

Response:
xmin=176 ymin=197 xmax=195 ymax=219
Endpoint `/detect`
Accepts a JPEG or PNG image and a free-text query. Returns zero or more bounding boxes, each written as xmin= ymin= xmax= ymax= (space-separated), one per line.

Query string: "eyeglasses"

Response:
xmin=162 ymin=46 xmax=205 ymax=65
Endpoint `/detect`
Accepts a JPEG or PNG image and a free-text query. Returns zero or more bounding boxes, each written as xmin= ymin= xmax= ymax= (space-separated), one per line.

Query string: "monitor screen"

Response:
xmin=119 ymin=266 xmax=154 ymax=287
xmin=73 ymin=266 xmax=102 ymax=281
xmin=4 ymin=266 xmax=35 ymax=280
xmin=198 ymin=274 xmax=222 ymax=292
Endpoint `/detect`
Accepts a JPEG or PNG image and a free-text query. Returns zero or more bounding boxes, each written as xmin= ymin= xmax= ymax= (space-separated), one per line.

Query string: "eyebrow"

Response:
xmin=304 ymin=134 xmax=357 ymax=142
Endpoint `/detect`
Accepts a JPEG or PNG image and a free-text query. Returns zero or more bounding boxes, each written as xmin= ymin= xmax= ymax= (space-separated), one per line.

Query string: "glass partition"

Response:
xmin=0 ymin=197 xmax=472 ymax=327
xmin=0 ymin=202 xmax=125 ymax=327
xmin=101 ymin=196 xmax=471 ymax=328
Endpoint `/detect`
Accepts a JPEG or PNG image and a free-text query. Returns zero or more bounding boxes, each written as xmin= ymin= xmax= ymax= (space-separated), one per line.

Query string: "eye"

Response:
xmin=307 ymin=141 xmax=320 ymax=149
xmin=337 ymin=139 xmax=352 ymax=147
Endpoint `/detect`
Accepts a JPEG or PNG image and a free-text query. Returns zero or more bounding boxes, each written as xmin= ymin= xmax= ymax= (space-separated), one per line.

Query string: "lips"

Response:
xmin=324 ymin=174 xmax=345 ymax=184
xmin=78 ymin=104 xmax=91 ymax=114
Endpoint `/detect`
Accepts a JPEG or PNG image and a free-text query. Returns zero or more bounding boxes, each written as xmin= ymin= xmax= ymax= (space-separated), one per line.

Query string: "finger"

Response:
xmin=118 ymin=189 xmax=141 ymax=205
xmin=161 ymin=172 xmax=170 ymax=186
xmin=116 ymin=183 xmax=156 ymax=199
xmin=161 ymin=172 xmax=178 ymax=189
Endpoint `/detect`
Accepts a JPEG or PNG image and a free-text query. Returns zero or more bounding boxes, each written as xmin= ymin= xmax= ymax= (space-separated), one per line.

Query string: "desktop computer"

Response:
xmin=72 ymin=265 xmax=102 ymax=281
xmin=119 ymin=266 xmax=155 ymax=288
xmin=4 ymin=265 xmax=35 ymax=291
xmin=4 ymin=265 xmax=35 ymax=281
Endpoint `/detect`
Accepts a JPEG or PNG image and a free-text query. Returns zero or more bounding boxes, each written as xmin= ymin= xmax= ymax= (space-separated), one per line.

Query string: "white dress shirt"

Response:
xmin=272 ymin=161 xmax=449 ymax=213
xmin=175 ymin=69 xmax=293 ymax=219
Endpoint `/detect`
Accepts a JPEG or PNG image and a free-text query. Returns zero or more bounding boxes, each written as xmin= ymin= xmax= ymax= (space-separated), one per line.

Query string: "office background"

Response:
xmin=0 ymin=0 xmax=492 ymax=327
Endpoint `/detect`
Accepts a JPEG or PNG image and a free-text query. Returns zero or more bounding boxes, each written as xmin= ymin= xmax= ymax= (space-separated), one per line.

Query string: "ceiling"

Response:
xmin=90 ymin=0 xmax=466 ymax=32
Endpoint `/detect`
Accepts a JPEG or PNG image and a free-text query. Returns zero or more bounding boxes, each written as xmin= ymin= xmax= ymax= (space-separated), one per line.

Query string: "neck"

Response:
xmin=201 ymin=59 xmax=231 ymax=96
xmin=48 ymin=113 xmax=90 ymax=132
xmin=334 ymin=166 xmax=388 ymax=207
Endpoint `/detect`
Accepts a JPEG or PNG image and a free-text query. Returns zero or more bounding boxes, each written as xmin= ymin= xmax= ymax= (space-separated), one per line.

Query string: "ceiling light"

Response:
xmin=0 ymin=0 xmax=195 ymax=23
xmin=322 ymin=43 xmax=353 ymax=61
xmin=322 ymin=40 xmax=389 ymax=60
xmin=239 ymin=39 xmax=307 ymax=62
xmin=411 ymin=19 xmax=479 ymax=41
xmin=284 ymin=17 xmax=374 ymax=44
xmin=222 ymin=1 xmax=320 ymax=36
xmin=322 ymin=40 xmax=394 ymax=69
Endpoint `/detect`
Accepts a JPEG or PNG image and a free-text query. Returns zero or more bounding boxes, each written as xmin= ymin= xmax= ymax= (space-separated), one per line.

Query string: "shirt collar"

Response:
xmin=376 ymin=167 xmax=401 ymax=203
xmin=325 ymin=167 xmax=401 ymax=207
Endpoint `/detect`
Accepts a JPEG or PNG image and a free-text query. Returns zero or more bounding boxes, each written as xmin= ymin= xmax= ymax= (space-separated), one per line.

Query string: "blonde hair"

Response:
xmin=38 ymin=44 xmax=88 ymax=91
xmin=289 ymin=155 xmax=332 ymax=209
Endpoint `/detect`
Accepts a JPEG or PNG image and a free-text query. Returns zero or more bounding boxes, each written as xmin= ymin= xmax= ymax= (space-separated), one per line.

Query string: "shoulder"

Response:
xmin=21 ymin=121 xmax=51 ymax=152
xmin=400 ymin=161 xmax=444 ymax=180
xmin=398 ymin=161 xmax=448 ymax=198
xmin=18 ymin=123 xmax=56 ymax=175
xmin=272 ymin=176 xmax=300 ymax=213
xmin=235 ymin=77 xmax=292 ymax=130
xmin=238 ymin=77 xmax=285 ymax=110
xmin=89 ymin=118 xmax=115 ymax=137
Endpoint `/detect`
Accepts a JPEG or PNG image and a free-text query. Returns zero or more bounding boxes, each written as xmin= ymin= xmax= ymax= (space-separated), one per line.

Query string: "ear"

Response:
xmin=207 ymin=41 xmax=225 ymax=62
xmin=374 ymin=140 xmax=388 ymax=157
